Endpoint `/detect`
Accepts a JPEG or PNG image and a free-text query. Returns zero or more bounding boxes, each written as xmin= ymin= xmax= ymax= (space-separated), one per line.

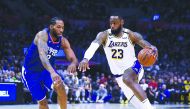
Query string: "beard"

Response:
xmin=51 ymin=29 xmax=60 ymax=38
xmin=111 ymin=26 xmax=122 ymax=35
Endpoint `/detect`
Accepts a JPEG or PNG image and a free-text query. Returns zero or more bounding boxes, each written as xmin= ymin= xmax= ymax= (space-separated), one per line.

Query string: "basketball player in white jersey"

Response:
xmin=78 ymin=16 xmax=158 ymax=109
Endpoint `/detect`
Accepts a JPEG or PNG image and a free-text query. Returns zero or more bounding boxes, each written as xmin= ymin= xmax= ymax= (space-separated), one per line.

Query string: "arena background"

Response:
xmin=0 ymin=0 xmax=189 ymax=109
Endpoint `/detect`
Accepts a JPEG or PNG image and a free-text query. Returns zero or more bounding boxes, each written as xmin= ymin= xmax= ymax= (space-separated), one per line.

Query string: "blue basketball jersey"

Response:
xmin=24 ymin=28 xmax=62 ymax=72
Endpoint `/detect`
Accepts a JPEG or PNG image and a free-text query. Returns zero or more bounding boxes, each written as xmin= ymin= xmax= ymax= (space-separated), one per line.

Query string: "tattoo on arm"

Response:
xmin=37 ymin=33 xmax=55 ymax=74
xmin=93 ymin=31 xmax=107 ymax=45
xmin=132 ymin=32 xmax=152 ymax=48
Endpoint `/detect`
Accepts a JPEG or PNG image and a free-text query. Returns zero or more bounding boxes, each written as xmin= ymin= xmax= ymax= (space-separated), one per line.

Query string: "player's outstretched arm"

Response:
xmin=78 ymin=31 xmax=107 ymax=72
xmin=35 ymin=31 xmax=61 ymax=82
xmin=129 ymin=31 xmax=158 ymax=56
xmin=61 ymin=37 xmax=78 ymax=73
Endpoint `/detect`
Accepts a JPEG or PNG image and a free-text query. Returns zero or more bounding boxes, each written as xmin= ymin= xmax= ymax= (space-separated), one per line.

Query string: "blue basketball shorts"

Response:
xmin=21 ymin=67 xmax=53 ymax=101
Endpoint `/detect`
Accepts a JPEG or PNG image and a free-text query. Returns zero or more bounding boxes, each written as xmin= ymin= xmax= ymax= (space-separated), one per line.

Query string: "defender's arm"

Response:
xmin=61 ymin=37 xmax=78 ymax=73
xmin=36 ymin=31 xmax=56 ymax=74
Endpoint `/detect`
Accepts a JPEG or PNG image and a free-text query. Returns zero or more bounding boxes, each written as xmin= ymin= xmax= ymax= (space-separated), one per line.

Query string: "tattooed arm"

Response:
xmin=35 ymin=30 xmax=61 ymax=82
xmin=92 ymin=31 xmax=108 ymax=45
xmin=84 ymin=31 xmax=108 ymax=61
xmin=128 ymin=31 xmax=158 ymax=55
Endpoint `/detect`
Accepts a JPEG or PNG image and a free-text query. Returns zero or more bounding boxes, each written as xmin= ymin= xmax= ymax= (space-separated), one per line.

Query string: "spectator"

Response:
xmin=167 ymin=78 xmax=175 ymax=103
xmin=183 ymin=77 xmax=190 ymax=104
xmin=146 ymin=85 xmax=155 ymax=104
xmin=157 ymin=84 xmax=170 ymax=104
xmin=140 ymin=79 xmax=148 ymax=91
xmin=110 ymin=83 xmax=121 ymax=103
xmin=96 ymin=84 xmax=108 ymax=103
xmin=99 ymin=73 xmax=107 ymax=85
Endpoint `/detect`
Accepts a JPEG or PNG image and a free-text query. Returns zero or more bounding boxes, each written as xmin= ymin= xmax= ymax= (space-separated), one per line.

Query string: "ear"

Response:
xmin=49 ymin=25 xmax=53 ymax=29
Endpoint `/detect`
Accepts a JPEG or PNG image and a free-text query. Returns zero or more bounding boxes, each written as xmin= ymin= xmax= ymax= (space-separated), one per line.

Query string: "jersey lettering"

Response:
xmin=47 ymin=47 xmax=58 ymax=59
xmin=108 ymin=41 xmax=128 ymax=47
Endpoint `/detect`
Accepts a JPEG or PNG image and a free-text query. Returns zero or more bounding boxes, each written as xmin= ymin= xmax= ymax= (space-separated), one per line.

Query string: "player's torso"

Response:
xmin=46 ymin=33 xmax=62 ymax=61
xmin=103 ymin=28 xmax=137 ymax=74
xmin=24 ymin=28 xmax=62 ymax=72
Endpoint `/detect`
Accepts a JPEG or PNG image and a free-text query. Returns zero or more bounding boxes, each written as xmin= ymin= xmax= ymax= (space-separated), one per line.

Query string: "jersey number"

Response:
xmin=47 ymin=55 xmax=51 ymax=59
xmin=111 ymin=49 xmax=123 ymax=59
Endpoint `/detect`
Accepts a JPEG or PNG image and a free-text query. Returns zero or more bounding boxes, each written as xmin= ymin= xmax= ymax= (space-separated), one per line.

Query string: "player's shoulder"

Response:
xmin=94 ymin=30 xmax=109 ymax=45
xmin=34 ymin=29 xmax=48 ymax=44
xmin=37 ymin=29 xmax=48 ymax=38
xmin=105 ymin=29 xmax=112 ymax=36
xmin=98 ymin=29 xmax=108 ymax=35
xmin=60 ymin=36 xmax=71 ymax=48
xmin=123 ymin=28 xmax=133 ymax=34
xmin=122 ymin=28 xmax=137 ymax=44
xmin=123 ymin=28 xmax=136 ymax=38
xmin=102 ymin=29 xmax=121 ymax=37
xmin=61 ymin=36 xmax=68 ymax=43
xmin=97 ymin=30 xmax=108 ymax=39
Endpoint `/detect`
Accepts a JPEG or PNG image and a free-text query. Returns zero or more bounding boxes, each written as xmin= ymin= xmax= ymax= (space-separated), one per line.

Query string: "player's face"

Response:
xmin=51 ymin=20 xmax=64 ymax=36
xmin=110 ymin=18 xmax=123 ymax=35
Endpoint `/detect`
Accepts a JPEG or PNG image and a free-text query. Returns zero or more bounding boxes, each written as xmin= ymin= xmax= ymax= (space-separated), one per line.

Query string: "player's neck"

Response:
xmin=114 ymin=32 xmax=123 ymax=38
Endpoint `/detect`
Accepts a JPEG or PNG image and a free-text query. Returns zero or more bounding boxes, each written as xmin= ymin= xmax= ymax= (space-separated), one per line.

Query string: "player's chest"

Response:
xmin=47 ymin=42 xmax=60 ymax=56
xmin=106 ymin=38 xmax=129 ymax=48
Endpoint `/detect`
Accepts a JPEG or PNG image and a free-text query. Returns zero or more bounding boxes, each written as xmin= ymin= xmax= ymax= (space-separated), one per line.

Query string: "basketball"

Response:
xmin=138 ymin=48 xmax=157 ymax=67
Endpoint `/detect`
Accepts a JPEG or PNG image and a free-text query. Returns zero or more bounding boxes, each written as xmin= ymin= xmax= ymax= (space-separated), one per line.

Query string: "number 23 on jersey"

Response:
xmin=111 ymin=49 xmax=123 ymax=59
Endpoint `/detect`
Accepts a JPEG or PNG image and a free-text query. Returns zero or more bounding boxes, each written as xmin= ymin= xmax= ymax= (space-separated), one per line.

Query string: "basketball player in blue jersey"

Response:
xmin=22 ymin=17 xmax=78 ymax=109
xmin=78 ymin=16 xmax=158 ymax=109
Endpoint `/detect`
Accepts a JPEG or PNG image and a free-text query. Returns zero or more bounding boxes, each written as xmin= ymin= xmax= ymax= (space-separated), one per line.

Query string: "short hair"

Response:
xmin=49 ymin=17 xmax=63 ymax=25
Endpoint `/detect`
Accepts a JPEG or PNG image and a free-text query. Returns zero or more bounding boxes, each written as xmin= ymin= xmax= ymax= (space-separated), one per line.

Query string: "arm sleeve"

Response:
xmin=83 ymin=42 xmax=100 ymax=61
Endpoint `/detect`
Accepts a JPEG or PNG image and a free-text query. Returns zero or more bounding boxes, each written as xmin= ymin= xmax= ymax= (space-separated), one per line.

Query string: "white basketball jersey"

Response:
xmin=103 ymin=28 xmax=137 ymax=75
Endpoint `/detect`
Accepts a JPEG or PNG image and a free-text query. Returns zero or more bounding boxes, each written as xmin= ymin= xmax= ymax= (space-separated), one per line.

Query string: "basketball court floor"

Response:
xmin=0 ymin=104 xmax=189 ymax=109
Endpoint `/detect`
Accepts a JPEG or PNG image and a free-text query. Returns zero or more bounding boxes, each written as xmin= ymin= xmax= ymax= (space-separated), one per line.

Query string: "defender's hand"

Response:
xmin=67 ymin=63 xmax=77 ymax=73
xmin=78 ymin=59 xmax=90 ymax=72
xmin=51 ymin=72 xmax=63 ymax=89
xmin=51 ymin=72 xmax=61 ymax=83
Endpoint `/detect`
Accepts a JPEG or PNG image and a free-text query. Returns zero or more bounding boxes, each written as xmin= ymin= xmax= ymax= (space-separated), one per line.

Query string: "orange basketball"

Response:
xmin=138 ymin=48 xmax=157 ymax=67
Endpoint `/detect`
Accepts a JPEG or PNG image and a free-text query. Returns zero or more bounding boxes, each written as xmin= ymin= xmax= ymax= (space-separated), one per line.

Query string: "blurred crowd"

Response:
xmin=0 ymin=0 xmax=189 ymax=104
xmin=42 ymin=67 xmax=190 ymax=105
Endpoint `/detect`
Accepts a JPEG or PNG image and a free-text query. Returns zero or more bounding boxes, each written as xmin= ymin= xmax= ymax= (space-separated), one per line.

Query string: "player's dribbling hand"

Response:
xmin=78 ymin=58 xmax=90 ymax=72
xmin=67 ymin=63 xmax=77 ymax=74
xmin=145 ymin=45 xmax=158 ymax=58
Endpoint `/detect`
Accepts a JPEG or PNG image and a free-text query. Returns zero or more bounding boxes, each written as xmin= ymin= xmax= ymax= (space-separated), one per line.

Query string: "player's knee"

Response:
xmin=122 ymin=75 xmax=134 ymax=87
xmin=53 ymin=80 xmax=63 ymax=90
xmin=38 ymin=99 xmax=48 ymax=107
xmin=54 ymin=83 xmax=62 ymax=91
xmin=55 ymin=83 xmax=66 ymax=97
